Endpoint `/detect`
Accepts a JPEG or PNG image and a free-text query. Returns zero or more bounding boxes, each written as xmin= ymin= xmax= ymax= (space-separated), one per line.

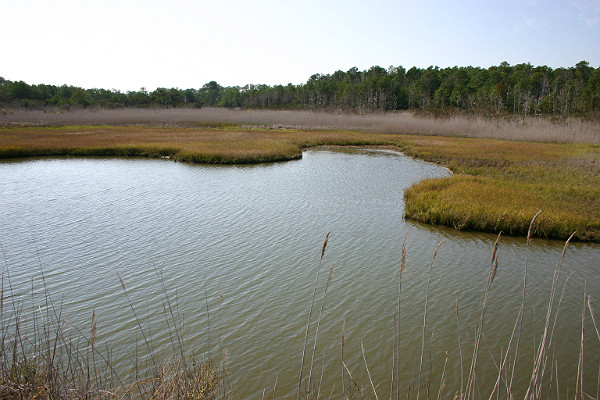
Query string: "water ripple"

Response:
xmin=1 ymin=151 xmax=598 ymax=399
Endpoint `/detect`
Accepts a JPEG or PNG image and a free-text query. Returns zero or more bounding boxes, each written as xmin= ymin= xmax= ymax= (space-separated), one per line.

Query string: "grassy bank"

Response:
xmin=1 ymin=125 xmax=599 ymax=242
xmin=401 ymin=137 xmax=600 ymax=242
xmin=0 ymin=125 xmax=397 ymax=164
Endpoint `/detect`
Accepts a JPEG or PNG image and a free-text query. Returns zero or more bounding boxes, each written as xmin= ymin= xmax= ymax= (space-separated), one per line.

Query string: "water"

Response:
xmin=1 ymin=149 xmax=598 ymax=399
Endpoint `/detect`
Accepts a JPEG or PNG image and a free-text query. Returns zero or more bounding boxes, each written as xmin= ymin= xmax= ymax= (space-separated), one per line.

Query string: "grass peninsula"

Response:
xmin=1 ymin=122 xmax=598 ymax=242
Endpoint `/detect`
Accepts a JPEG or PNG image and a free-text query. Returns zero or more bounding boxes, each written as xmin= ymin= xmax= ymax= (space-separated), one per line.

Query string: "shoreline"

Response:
xmin=307 ymin=144 xmax=455 ymax=175
xmin=1 ymin=124 xmax=598 ymax=242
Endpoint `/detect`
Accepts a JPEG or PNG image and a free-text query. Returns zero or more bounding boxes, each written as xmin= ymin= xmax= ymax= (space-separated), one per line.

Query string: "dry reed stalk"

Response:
xmin=545 ymin=349 xmax=555 ymax=400
xmin=90 ymin=308 xmax=99 ymax=391
xmin=307 ymin=263 xmax=335 ymax=399
xmin=392 ymin=232 xmax=408 ymax=400
xmin=597 ymin=360 xmax=600 ymax=400
xmin=466 ymin=232 xmax=501 ymax=400
xmin=456 ymin=300 xmax=464 ymax=400
xmin=117 ymin=273 xmax=156 ymax=371
xmin=525 ymin=231 xmax=575 ymax=399
xmin=417 ymin=239 xmax=445 ymax=400
xmin=507 ymin=212 xmax=540 ymax=398
xmin=437 ymin=351 xmax=449 ymax=400
xmin=534 ymin=271 xmax=576 ymax=400
xmin=155 ymin=268 xmax=188 ymax=375
xmin=555 ymin=359 xmax=560 ymax=400
xmin=317 ymin=351 xmax=325 ymax=399
xmin=298 ymin=231 xmax=330 ymax=400
xmin=361 ymin=341 xmax=379 ymax=400
xmin=342 ymin=361 xmax=361 ymax=399
xmin=0 ymin=265 xmax=5 ymax=366
xmin=157 ymin=297 xmax=201 ymax=398
xmin=341 ymin=320 xmax=346 ymax=400
xmin=575 ymin=286 xmax=586 ymax=400
xmin=218 ymin=291 xmax=225 ymax=396
xmin=427 ymin=328 xmax=436 ymax=399
xmin=272 ymin=374 xmax=279 ymax=399
xmin=68 ymin=314 xmax=128 ymax=396
xmin=327 ymin=384 xmax=336 ymax=400
xmin=588 ymin=298 xmax=600 ymax=343
xmin=5 ymin=108 xmax=600 ymax=143
xmin=391 ymin=312 xmax=397 ymax=400
xmin=488 ymin=302 xmax=524 ymax=400
xmin=30 ymin=276 xmax=38 ymax=380
xmin=1 ymin=268 xmax=135 ymax=399
xmin=205 ymin=282 xmax=212 ymax=358
xmin=91 ymin=309 xmax=97 ymax=348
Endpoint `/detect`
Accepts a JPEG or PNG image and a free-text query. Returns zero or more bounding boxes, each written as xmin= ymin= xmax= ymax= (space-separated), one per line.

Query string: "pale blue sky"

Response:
xmin=2 ymin=0 xmax=599 ymax=91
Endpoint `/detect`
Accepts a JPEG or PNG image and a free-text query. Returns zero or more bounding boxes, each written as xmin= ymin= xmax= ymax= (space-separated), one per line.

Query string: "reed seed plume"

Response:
xmin=320 ymin=231 xmax=330 ymax=262
xmin=400 ymin=232 xmax=408 ymax=273
xmin=527 ymin=210 xmax=542 ymax=245
xmin=490 ymin=232 xmax=501 ymax=267
xmin=561 ymin=231 xmax=576 ymax=262
xmin=489 ymin=258 xmax=499 ymax=288
xmin=488 ymin=232 xmax=501 ymax=288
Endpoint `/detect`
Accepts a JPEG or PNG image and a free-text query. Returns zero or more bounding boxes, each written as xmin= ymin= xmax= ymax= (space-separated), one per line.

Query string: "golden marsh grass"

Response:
xmin=1 ymin=124 xmax=598 ymax=241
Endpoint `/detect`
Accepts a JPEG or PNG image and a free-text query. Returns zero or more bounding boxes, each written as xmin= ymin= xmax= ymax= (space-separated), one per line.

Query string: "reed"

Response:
xmin=418 ymin=240 xmax=445 ymax=400
xmin=296 ymin=215 xmax=597 ymax=400
xmin=0 ymin=266 xmax=229 ymax=400
xmin=1 ymin=222 xmax=597 ymax=399
xmin=2 ymin=108 xmax=599 ymax=144
xmin=306 ymin=262 xmax=335 ymax=398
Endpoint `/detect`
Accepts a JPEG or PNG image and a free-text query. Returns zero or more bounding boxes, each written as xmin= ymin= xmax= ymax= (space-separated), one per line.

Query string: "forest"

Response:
xmin=1 ymin=61 xmax=599 ymax=117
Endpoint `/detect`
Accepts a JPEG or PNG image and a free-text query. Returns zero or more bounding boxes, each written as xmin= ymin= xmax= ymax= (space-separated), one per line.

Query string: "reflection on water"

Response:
xmin=1 ymin=150 xmax=598 ymax=399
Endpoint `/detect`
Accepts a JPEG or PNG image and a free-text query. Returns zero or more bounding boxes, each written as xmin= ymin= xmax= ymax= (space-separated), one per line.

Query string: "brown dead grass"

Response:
xmin=2 ymin=107 xmax=599 ymax=143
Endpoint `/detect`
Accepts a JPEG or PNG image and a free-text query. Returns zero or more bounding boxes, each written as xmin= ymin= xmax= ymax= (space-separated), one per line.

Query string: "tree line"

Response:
xmin=2 ymin=61 xmax=599 ymax=116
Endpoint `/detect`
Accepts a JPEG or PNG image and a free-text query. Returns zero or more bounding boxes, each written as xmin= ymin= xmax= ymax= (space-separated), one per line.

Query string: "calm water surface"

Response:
xmin=1 ymin=149 xmax=598 ymax=399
